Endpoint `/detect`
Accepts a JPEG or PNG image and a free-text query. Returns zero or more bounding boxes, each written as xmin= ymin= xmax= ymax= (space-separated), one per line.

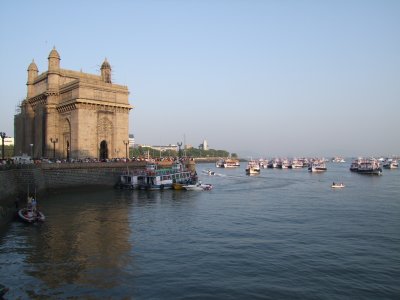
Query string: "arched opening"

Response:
xmin=100 ymin=140 xmax=108 ymax=161
xmin=66 ymin=140 xmax=70 ymax=161
xmin=63 ymin=119 xmax=71 ymax=160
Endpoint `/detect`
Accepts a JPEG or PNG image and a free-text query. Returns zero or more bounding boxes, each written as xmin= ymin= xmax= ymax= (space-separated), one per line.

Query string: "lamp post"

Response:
xmin=0 ymin=132 xmax=6 ymax=160
xmin=30 ymin=144 xmax=34 ymax=159
xmin=50 ymin=137 xmax=58 ymax=160
xmin=123 ymin=140 xmax=129 ymax=160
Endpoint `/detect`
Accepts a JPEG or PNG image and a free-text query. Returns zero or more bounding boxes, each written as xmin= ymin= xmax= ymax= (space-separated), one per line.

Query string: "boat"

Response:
xmin=215 ymin=159 xmax=226 ymax=168
xmin=355 ymin=158 xmax=382 ymax=175
xmin=331 ymin=182 xmax=345 ymax=188
xmin=183 ymin=182 xmax=213 ymax=191
xmin=202 ymin=169 xmax=216 ymax=176
xmin=308 ymin=161 xmax=327 ymax=172
xmin=18 ymin=207 xmax=45 ymax=223
xmin=225 ymin=158 xmax=240 ymax=168
xmin=137 ymin=161 xmax=195 ymax=190
xmin=215 ymin=158 xmax=240 ymax=168
xmin=349 ymin=158 xmax=361 ymax=172
xmin=245 ymin=160 xmax=261 ymax=175
xmin=383 ymin=159 xmax=398 ymax=169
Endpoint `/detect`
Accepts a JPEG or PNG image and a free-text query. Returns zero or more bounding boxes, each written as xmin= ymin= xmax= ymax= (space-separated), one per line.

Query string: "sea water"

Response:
xmin=0 ymin=162 xmax=399 ymax=299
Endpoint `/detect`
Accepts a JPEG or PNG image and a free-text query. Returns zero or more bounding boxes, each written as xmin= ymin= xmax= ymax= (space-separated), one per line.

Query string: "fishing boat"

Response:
xmin=331 ymin=182 xmax=345 ymax=188
xmin=245 ymin=160 xmax=261 ymax=175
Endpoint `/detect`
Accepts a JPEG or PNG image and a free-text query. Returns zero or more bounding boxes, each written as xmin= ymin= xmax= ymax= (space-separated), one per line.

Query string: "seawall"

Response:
xmin=0 ymin=160 xmax=196 ymax=227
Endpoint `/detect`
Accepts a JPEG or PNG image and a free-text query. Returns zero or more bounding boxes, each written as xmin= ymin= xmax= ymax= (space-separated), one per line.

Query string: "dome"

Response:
xmin=101 ymin=58 xmax=111 ymax=69
xmin=27 ymin=59 xmax=38 ymax=71
xmin=48 ymin=46 xmax=60 ymax=60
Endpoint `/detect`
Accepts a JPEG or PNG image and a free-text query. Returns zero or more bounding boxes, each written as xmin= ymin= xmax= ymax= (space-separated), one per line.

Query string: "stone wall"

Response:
xmin=0 ymin=160 xmax=196 ymax=226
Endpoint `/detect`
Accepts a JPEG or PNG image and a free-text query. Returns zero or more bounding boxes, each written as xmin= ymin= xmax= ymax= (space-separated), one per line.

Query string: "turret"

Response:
xmin=101 ymin=58 xmax=112 ymax=83
xmin=48 ymin=46 xmax=60 ymax=71
xmin=47 ymin=47 xmax=61 ymax=92
xmin=27 ymin=59 xmax=38 ymax=98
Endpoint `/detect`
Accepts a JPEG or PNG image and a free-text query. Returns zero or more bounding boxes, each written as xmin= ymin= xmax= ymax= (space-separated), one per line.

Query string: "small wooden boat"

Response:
xmin=18 ymin=208 xmax=45 ymax=223
xmin=331 ymin=182 xmax=345 ymax=189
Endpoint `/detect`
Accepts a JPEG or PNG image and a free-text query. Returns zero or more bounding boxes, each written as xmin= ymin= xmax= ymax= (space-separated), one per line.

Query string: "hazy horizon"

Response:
xmin=1 ymin=0 xmax=399 ymax=158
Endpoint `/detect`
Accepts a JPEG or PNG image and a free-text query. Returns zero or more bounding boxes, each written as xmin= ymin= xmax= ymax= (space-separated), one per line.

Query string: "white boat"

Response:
xmin=331 ymin=182 xmax=345 ymax=188
xmin=308 ymin=161 xmax=327 ymax=172
xmin=183 ymin=182 xmax=213 ymax=191
xmin=383 ymin=159 xmax=398 ymax=169
xmin=245 ymin=161 xmax=261 ymax=175
xmin=202 ymin=169 xmax=216 ymax=176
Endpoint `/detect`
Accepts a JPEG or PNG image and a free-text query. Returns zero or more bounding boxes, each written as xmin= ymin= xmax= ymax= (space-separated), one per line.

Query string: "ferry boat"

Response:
xmin=355 ymin=158 xmax=382 ymax=175
xmin=349 ymin=158 xmax=361 ymax=172
xmin=137 ymin=161 xmax=195 ymax=190
xmin=117 ymin=161 xmax=195 ymax=190
xmin=245 ymin=161 xmax=261 ymax=175
xmin=215 ymin=158 xmax=240 ymax=168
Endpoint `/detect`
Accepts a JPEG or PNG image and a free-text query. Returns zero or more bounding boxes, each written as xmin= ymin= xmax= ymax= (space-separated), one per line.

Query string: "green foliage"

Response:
xmin=129 ymin=146 xmax=231 ymax=158
xmin=0 ymin=145 xmax=14 ymax=158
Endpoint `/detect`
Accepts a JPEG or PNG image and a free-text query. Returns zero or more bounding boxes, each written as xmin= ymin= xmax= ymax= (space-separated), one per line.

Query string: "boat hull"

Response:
xmin=18 ymin=208 xmax=45 ymax=223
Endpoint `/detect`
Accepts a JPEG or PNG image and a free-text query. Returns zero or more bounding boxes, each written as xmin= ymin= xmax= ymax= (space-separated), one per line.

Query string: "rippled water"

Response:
xmin=0 ymin=163 xmax=399 ymax=299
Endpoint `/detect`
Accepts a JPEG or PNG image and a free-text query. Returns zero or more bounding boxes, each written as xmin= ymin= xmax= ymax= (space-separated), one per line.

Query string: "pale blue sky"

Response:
xmin=1 ymin=0 xmax=399 ymax=157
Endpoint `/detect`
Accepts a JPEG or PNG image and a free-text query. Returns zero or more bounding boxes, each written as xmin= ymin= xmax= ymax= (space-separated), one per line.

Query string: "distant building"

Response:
xmin=129 ymin=134 xmax=135 ymax=148
xmin=4 ymin=137 xmax=14 ymax=146
xmin=199 ymin=139 xmax=208 ymax=150
xmin=14 ymin=48 xmax=133 ymax=159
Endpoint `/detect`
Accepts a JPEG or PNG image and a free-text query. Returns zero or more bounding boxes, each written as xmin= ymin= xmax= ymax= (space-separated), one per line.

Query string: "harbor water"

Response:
xmin=0 ymin=162 xmax=399 ymax=299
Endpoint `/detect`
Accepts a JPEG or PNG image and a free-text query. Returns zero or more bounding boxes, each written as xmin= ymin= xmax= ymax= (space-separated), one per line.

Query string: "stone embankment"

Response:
xmin=0 ymin=160 xmax=195 ymax=226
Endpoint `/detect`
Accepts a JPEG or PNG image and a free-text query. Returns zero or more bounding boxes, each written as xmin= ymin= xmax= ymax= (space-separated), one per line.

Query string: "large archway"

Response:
xmin=99 ymin=140 xmax=108 ymax=160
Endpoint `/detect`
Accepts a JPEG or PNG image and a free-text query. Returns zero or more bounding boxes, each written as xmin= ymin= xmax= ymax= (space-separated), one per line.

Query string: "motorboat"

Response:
xmin=183 ymin=182 xmax=213 ymax=191
xmin=202 ymin=169 xmax=216 ymax=176
xmin=245 ymin=160 xmax=261 ymax=175
xmin=331 ymin=182 xmax=345 ymax=188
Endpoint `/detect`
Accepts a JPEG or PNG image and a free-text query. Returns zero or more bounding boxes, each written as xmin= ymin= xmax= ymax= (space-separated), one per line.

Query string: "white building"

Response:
xmin=199 ymin=139 xmax=208 ymax=150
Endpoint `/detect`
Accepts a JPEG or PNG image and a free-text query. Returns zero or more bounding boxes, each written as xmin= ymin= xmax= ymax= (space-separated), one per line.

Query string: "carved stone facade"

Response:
xmin=14 ymin=48 xmax=132 ymax=159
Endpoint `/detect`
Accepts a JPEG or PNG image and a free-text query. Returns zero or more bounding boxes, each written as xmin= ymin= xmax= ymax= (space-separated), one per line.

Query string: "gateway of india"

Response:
xmin=14 ymin=48 xmax=132 ymax=160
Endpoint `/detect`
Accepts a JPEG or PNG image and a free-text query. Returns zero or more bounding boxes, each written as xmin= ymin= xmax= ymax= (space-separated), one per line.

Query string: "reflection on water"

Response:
xmin=0 ymin=163 xmax=399 ymax=299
